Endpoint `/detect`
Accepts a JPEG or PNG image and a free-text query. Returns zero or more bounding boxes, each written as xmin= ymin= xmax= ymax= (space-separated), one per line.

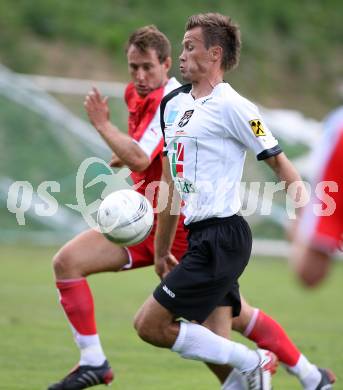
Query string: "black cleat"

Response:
xmin=47 ymin=360 xmax=114 ymax=390
xmin=314 ymin=368 xmax=336 ymax=390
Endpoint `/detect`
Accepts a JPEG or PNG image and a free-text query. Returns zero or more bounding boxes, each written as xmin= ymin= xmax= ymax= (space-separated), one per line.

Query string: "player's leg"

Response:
xmin=202 ymin=306 xmax=233 ymax=384
xmin=53 ymin=229 xmax=129 ymax=359
xmin=170 ymin=227 xmax=248 ymax=388
xmin=202 ymin=306 xmax=251 ymax=390
xmin=48 ymin=229 xmax=130 ymax=389
xmin=135 ymin=214 xmax=278 ymax=389
xmin=170 ymin=234 xmax=240 ymax=385
xmin=134 ymin=294 xmax=276 ymax=387
xmin=53 ymin=229 xmax=130 ymax=279
xmin=232 ymin=295 xmax=336 ymax=389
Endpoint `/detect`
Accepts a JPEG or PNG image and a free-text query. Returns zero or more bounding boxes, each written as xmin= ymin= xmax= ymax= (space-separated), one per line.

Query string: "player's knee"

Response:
xmin=52 ymin=247 xmax=74 ymax=276
xmin=134 ymin=309 xmax=169 ymax=346
xmin=134 ymin=311 xmax=155 ymax=343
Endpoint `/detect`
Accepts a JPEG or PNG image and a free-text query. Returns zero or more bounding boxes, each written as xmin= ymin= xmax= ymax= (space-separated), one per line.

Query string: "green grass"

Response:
xmin=0 ymin=245 xmax=342 ymax=389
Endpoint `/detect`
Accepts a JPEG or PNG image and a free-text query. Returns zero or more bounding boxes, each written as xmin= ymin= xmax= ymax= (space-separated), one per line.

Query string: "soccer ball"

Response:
xmin=97 ymin=189 xmax=154 ymax=246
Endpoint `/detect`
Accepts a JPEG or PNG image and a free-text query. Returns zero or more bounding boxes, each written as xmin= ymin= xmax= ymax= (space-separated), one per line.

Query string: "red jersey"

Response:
xmin=123 ymin=78 xmax=187 ymax=250
xmin=300 ymin=107 xmax=343 ymax=252
xmin=124 ymin=78 xmax=180 ymax=208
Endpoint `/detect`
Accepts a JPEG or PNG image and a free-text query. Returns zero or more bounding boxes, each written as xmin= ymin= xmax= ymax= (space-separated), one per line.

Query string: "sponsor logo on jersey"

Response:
xmin=163 ymin=284 xmax=175 ymax=298
xmin=249 ymin=119 xmax=266 ymax=137
xmin=178 ymin=109 xmax=194 ymax=127
xmin=175 ymin=178 xmax=196 ymax=194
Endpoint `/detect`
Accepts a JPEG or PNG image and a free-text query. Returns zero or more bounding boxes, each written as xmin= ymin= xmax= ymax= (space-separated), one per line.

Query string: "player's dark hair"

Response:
xmin=186 ymin=13 xmax=241 ymax=71
xmin=126 ymin=25 xmax=171 ymax=63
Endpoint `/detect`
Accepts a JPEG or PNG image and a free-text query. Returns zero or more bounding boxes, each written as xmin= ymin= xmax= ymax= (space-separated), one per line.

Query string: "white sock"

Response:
xmin=172 ymin=321 xmax=259 ymax=372
xmin=222 ymin=369 xmax=247 ymax=390
xmin=287 ymin=354 xmax=321 ymax=389
xmin=72 ymin=328 xmax=106 ymax=366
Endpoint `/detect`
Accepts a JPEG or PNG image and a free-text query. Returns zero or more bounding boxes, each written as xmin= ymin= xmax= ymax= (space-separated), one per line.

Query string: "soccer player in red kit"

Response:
xmin=293 ymin=106 xmax=343 ymax=288
xmin=47 ymin=25 xmax=332 ymax=390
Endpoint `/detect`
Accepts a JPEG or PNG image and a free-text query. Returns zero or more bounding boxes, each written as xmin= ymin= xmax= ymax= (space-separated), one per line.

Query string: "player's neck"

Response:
xmin=191 ymin=74 xmax=223 ymax=100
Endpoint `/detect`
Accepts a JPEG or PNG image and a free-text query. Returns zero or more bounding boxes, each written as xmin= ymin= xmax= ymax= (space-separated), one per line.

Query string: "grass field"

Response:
xmin=0 ymin=245 xmax=342 ymax=390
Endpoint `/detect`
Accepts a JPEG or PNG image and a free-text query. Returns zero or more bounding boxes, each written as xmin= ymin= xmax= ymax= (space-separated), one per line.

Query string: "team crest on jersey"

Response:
xmin=249 ymin=119 xmax=266 ymax=137
xmin=178 ymin=110 xmax=194 ymax=127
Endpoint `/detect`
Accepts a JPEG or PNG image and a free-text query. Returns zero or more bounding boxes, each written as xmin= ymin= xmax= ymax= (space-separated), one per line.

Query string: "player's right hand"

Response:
xmin=84 ymin=87 xmax=110 ymax=132
xmin=109 ymin=152 xmax=124 ymax=168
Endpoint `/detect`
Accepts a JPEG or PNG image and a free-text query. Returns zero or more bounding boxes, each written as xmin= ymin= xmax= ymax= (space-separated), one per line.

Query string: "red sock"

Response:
xmin=246 ymin=310 xmax=300 ymax=366
xmin=56 ymin=278 xmax=97 ymax=335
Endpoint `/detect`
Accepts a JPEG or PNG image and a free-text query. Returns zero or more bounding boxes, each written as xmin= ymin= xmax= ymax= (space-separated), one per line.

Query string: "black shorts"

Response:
xmin=153 ymin=215 xmax=252 ymax=324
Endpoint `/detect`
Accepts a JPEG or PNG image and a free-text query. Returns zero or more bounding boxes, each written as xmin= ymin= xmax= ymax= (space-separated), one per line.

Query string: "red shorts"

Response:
xmin=124 ymin=218 xmax=188 ymax=270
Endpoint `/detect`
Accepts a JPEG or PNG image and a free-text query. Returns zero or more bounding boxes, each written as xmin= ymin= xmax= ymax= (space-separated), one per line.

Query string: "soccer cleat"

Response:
xmin=314 ymin=367 xmax=336 ymax=390
xmin=47 ymin=360 xmax=114 ymax=390
xmin=243 ymin=349 xmax=278 ymax=390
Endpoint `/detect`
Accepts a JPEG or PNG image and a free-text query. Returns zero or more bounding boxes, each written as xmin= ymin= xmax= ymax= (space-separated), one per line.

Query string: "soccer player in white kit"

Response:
xmin=133 ymin=12 xmax=321 ymax=390
xmin=135 ymin=14 xmax=336 ymax=390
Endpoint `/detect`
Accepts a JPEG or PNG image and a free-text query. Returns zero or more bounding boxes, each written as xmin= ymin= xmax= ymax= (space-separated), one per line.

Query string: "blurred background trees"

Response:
xmin=0 ymin=0 xmax=342 ymax=117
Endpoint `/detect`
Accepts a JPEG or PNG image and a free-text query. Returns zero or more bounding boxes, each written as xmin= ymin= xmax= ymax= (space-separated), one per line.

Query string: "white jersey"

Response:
xmin=161 ymin=82 xmax=281 ymax=225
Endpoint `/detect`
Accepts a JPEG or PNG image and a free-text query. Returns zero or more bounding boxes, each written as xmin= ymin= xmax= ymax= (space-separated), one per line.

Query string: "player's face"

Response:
xmin=127 ymin=45 xmax=171 ymax=97
xmin=179 ymin=27 xmax=212 ymax=82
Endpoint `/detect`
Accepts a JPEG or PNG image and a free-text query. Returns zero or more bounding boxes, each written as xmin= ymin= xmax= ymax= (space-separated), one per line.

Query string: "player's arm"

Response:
xmin=291 ymin=124 xmax=343 ymax=287
xmin=264 ymin=152 xmax=309 ymax=217
xmin=291 ymin=240 xmax=332 ymax=287
xmin=225 ymin=98 xmax=308 ymax=217
xmin=154 ymin=156 xmax=181 ymax=279
xmin=225 ymin=98 xmax=309 ymax=224
xmin=84 ymin=87 xmax=150 ymax=172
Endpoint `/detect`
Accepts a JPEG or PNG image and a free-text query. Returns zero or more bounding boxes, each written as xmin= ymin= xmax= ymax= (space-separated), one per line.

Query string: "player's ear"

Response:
xmin=209 ymin=46 xmax=222 ymax=63
xmin=163 ymin=56 xmax=172 ymax=73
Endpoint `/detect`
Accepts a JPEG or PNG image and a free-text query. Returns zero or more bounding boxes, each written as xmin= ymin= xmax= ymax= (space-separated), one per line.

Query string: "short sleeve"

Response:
xmin=133 ymin=108 xmax=164 ymax=161
xmin=224 ymin=96 xmax=282 ymax=160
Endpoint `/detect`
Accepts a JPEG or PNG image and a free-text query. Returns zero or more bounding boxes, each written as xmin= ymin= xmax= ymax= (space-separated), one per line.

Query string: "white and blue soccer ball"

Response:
xmin=97 ymin=189 xmax=154 ymax=246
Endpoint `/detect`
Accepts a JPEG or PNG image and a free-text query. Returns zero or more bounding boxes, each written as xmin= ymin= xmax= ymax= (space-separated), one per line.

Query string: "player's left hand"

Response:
xmin=84 ymin=87 xmax=110 ymax=131
xmin=154 ymin=253 xmax=178 ymax=280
